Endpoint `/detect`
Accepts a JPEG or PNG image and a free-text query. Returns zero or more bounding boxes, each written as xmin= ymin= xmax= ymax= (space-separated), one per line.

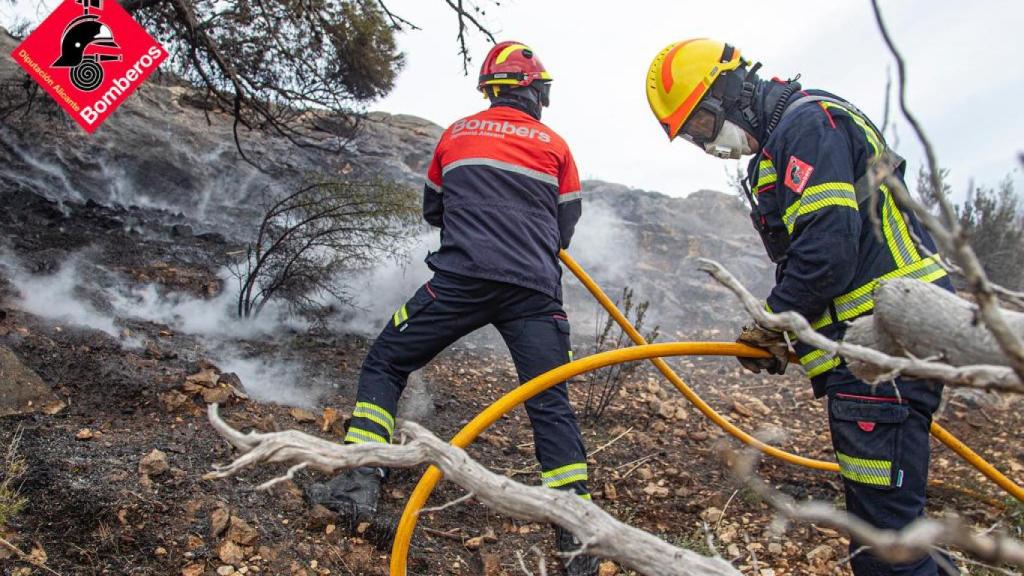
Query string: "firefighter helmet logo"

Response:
xmin=10 ymin=0 xmax=167 ymax=133
xmin=784 ymin=155 xmax=814 ymax=195
xmin=51 ymin=1 xmax=122 ymax=92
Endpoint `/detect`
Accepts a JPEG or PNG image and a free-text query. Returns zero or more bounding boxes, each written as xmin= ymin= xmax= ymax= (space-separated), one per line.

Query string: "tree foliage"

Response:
xmin=232 ymin=178 xmax=419 ymax=320
xmin=3 ymin=0 xmax=499 ymax=160
xmin=956 ymin=176 xmax=1024 ymax=290
xmin=915 ymin=167 xmax=1024 ymax=290
xmin=123 ymin=0 xmax=403 ymax=161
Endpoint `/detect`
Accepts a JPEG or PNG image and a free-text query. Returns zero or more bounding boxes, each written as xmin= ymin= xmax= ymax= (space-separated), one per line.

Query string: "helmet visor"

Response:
xmin=680 ymin=106 xmax=721 ymax=144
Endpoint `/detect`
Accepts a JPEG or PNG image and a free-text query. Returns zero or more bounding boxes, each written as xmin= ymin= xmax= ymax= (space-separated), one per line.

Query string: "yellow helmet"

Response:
xmin=646 ymin=39 xmax=745 ymax=141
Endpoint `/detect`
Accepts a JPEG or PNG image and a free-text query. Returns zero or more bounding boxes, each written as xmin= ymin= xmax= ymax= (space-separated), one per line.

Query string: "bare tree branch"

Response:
xmin=204 ymin=405 xmax=741 ymax=576
xmin=729 ymin=443 xmax=1024 ymax=567
xmin=443 ymin=0 xmax=498 ymax=74
xmin=869 ymin=0 xmax=1024 ymax=382
xmin=696 ymin=258 xmax=1023 ymax=392
xmin=375 ymin=0 xmax=422 ymax=31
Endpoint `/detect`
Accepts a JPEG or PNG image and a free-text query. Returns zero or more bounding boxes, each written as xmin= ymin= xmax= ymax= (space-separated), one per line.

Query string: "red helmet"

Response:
xmin=477 ymin=41 xmax=552 ymax=95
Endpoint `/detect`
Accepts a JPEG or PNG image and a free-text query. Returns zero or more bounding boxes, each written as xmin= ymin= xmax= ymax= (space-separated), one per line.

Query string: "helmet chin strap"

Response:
xmin=718 ymin=62 xmax=761 ymax=142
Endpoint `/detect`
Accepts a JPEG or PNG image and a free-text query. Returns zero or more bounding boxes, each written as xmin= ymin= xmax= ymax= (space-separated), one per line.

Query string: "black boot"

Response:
xmin=555 ymin=525 xmax=600 ymax=576
xmin=307 ymin=466 xmax=384 ymax=529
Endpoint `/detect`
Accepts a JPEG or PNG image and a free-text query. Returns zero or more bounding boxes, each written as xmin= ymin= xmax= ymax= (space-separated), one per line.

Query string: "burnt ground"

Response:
xmin=0 ymin=188 xmax=1022 ymax=576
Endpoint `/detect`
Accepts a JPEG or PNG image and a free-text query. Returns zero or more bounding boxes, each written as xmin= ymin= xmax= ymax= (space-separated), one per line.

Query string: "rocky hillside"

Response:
xmin=0 ymin=26 xmax=770 ymax=339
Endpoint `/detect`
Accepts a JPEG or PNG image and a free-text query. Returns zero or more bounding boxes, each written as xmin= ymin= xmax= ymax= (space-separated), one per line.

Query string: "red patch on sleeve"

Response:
xmin=784 ymin=156 xmax=814 ymax=194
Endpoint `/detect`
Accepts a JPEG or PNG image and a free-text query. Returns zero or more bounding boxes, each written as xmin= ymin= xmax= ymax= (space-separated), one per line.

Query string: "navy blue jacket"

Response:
xmin=747 ymin=89 xmax=953 ymax=390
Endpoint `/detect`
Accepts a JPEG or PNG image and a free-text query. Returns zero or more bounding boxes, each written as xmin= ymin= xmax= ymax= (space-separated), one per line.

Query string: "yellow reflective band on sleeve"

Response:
xmin=811 ymin=313 xmax=833 ymax=330
xmin=393 ymin=304 xmax=409 ymax=327
xmin=344 ymin=426 xmax=389 ymax=445
xmin=579 ymin=493 xmax=592 ymax=500
xmin=353 ymin=402 xmax=396 ymax=437
xmin=836 ymin=451 xmax=893 ymax=487
xmin=799 ymin=348 xmax=841 ymax=378
xmin=757 ymin=159 xmax=777 ymax=188
xmin=541 ymin=463 xmax=588 ymax=489
xmin=880 ymin=185 xmax=921 ymax=267
xmin=782 ymin=182 xmax=858 ymax=234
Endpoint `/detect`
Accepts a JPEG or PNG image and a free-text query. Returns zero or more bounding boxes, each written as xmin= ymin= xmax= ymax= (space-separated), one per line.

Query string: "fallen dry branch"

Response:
xmin=203 ymin=405 xmax=741 ymax=576
xmin=696 ymin=259 xmax=1023 ymax=393
xmin=730 ymin=444 xmax=1024 ymax=567
xmin=846 ymin=279 xmax=1024 ymax=382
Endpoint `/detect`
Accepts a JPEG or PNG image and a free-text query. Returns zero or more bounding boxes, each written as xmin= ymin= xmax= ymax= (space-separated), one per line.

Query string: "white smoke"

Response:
xmin=0 ymin=252 xmax=321 ymax=408
xmin=107 ymin=273 xmax=305 ymax=339
xmin=333 ymin=230 xmax=437 ymax=335
xmin=567 ymin=200 xmax=640 ymax=285
xmin=1 ymin=255 xmax=120 ymax=337
xmin=213 ymin=347 xmax=324 ymax=409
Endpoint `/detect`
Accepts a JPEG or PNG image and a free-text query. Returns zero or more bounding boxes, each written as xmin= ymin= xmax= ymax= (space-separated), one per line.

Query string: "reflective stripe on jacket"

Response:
xmin=422 ymin=105 xmax=582 ymax=301
xmin=748 ymin=90 xmax=954 ymax=388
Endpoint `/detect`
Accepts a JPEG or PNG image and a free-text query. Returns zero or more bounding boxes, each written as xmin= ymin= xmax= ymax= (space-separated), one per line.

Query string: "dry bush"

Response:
xmin=232 ymin=178 xmax=419 ymax=320
xmin=0 ymin=426 xmax=27 ymax=529
xmin=580 ymin=286 xmax=659 ymax=422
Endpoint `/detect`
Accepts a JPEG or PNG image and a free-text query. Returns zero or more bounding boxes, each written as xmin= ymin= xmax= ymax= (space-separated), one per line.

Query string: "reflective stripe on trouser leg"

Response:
xmin=827 ymin=367 xmax=949 ymax=575
xmin=836 ymin=452 xmax=893 ymax=487
xmin=542 ymin=462 xmax=590 ymax=499
xmin=496 ymin=306 xmax=590 ymax=499
xmin=345 ymin=400 xmax=396 ymax=445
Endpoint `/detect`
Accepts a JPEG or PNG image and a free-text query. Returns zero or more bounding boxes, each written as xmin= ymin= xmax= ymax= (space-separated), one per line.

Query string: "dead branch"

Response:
xmin=443 ymin=0 xmax=498 ymax=74
xmin=204 ymin=405 xmax=740 ymax=576
xmin=845 ymin=279 xmax=1024 ymax=382
xmin=696 ymin=259 xmax=1023 ymax=393
xmin=729 ymin=443 xmax=1024 ymax=567
xmin=0 ymin=536 xmax=63 ymax=576
xmin=869 ymin=0 xmax=1024 ymax=382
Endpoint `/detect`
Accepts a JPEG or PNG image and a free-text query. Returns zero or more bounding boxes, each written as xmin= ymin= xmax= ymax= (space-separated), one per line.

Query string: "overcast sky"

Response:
xmin=5 ymin=1 xmax=1022 ymax=199
xmin=369 ymin=0 xmax=1023 ymax=200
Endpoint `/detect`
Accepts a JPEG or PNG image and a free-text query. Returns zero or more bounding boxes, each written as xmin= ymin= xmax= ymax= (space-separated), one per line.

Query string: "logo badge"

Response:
xmin=784 ymin=155 xmax=814 ymax=195
xmin=10 ymin=0 xmax=167 ymax=133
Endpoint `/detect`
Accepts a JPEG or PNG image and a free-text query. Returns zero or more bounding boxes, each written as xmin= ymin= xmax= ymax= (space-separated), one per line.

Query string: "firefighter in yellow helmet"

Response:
xmin=647 ymin=39 xmax=957 ymax=576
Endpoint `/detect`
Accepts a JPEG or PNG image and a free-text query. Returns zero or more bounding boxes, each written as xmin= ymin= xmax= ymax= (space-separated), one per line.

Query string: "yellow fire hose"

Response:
xmin=387 ymin=251 xmax=1024 ymax=575
xmin=560 ymin=250 xmax=1024 ymax=502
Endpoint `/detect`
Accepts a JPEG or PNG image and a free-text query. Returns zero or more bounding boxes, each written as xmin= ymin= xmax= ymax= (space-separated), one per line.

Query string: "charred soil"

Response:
xmin=0 ymin=189 xmax=1022 ymax=576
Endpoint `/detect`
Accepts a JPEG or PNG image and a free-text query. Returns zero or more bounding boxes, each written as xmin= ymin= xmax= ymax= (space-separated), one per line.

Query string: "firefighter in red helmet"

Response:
xmin=308 ymin=41 xmax=598 ymax=576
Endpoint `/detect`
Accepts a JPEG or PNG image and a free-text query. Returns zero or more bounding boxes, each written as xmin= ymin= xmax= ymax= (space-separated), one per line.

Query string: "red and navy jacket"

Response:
xmin=747 ymin=89 xmax=953 ymax=391
xmin=423 ymin=105 xmax=582 ymax=301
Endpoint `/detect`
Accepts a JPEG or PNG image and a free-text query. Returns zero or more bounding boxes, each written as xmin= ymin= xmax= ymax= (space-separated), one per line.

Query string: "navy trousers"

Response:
xmin=345 ymin=269 xmax=590 ymax=496
xmin=822 ymin=366 xmax=957 ymax=575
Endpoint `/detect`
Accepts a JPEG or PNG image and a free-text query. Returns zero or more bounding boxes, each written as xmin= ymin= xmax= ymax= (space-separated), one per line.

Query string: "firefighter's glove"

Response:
xmin=736 ymin=324 xmax=789 ymax=375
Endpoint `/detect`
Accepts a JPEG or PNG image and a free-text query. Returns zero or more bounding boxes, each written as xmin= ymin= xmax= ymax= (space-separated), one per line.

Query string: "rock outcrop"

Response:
xmin=0 ymin=345 xmax=65 ymax=417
